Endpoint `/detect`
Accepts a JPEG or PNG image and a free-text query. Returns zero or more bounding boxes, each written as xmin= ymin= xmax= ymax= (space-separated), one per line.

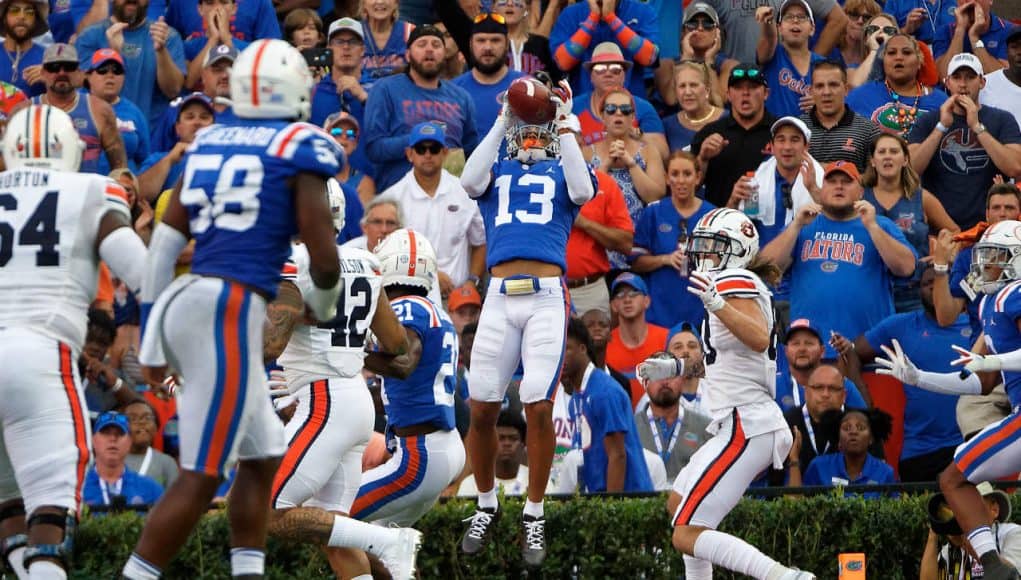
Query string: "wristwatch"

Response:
xmin=973 ymin=123 xmax=988 ymax=136
xmin=974 ymin=39 xmax=986 ymax=49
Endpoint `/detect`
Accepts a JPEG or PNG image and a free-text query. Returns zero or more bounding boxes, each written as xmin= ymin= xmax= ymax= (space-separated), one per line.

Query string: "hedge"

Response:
xmin=70 ymin=492 xmax=990 ymax=579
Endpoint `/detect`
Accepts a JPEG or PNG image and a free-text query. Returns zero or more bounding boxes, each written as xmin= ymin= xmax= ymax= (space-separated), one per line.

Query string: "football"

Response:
xmin=506 ymin=77 xmax=557 ymax=125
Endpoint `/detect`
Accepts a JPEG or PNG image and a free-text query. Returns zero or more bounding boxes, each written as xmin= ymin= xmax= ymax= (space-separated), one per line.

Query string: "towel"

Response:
xmin=740 ymin=156 xmax=824 ymax=227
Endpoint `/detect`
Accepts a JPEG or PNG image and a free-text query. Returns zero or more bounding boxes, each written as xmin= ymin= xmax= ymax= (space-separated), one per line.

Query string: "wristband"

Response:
xmin=933 ymin=263 xmax=949 ymax=274
xmin=110 ymin=378 xmax=125 ymax=393
xmin=935 ymin=122 xmax=949 ymax=134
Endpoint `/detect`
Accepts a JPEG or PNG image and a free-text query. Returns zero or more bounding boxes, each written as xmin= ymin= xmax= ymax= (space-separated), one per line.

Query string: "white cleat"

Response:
xmin=378 ymin=527 xmax=423 ymax=580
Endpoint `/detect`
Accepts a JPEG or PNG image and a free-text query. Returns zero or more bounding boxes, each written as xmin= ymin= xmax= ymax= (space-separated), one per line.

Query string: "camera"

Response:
xmin=302 ymin=47 xmax=332 ymax=69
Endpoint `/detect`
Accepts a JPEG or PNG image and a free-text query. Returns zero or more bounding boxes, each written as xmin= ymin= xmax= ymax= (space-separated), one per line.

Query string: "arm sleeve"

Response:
xmin=133 ymin=110 xmax=152 ymax=168
xmin=73 ymin=26 xmax=103 ymax=69
xmin=863 ymin=316 xmax=896 ymax=357
xmin=994 ymin=110 xmax=1021 ymax=145
xmin=950 ymin=250 xmax=971 ymax=299
xmin=802 ymin=458 xmax=823 ymax=486
xmin=561 ymin=131 xmax=597 ymax=205
xmin=266 ymin=124 xmax=345 ymax=178
xmin=99 ymin=227 xmax=148 ymax=295
xmin=844 ymin=379 xmax=868 ymax=409
xmin=605 ymin=6 xmax=659 ymax=66
xmin=460 ymin=118 xmax=507 ymax=198
xmin=467 ymin=203 xmax=486 ymax=246
xmin=550 ymin=7 xmax=600 ymax=72
xmin=932 ymin=25 xmax=952 ymax=59
xmin=460 ymin=91 xmax=481 ymax=154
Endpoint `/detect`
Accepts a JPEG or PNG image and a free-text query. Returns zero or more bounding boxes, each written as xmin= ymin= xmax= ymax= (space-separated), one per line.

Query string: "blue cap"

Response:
xmin=407 ymin=122 xmax=446 ymax=148
xmin=784 ymin=318 xmax=823 ymax=344
xmin=175 ymin=92 xmax=215 ymax=119
xmin=611 ymin=272 xmax=648 ymax=296
xmin=666 ymin=321 xmax=701 ymax=349
xmin=94 ymin=411 xmax=129 ymax=434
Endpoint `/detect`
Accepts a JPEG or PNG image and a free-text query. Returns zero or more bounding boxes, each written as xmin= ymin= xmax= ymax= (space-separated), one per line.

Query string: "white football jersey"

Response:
xmin=698 ymin=268 xmax=779 ymax=416
xmin=278 ymin=244 xmax=384 ymax=391
xmin=0 ymin=168 xmax=130 ymax=350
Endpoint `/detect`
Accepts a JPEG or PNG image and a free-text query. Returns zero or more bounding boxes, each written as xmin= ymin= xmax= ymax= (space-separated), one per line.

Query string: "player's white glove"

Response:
xmin=498 ymin=96 xmax=514 ymax=126
xmin=687 ymin=271 xmax=725 ymax=312
xmin=950 ymin=345 xmax=1003 ymax=373
xmin=874 ymin=339 xmax=921 ymax=385
xmin=636 ymin=356 xmax=684 ymax=388
xmin=268 ymin=369 xmax=295 ymax=411
xmin=551 ymin=79 xmax=574 ymax=125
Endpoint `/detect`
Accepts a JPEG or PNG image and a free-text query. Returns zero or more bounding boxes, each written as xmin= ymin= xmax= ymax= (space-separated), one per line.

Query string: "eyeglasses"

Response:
xmin=781 ymin=13 xmax=812 ymax=23
xmin=413 ymin=142 xmax=443 ymax=155
xmin=366 ymin=218 xmax=400 ymax=227
xmin=602 ymin=103 xmax=634 ymax=115
xmin=330 ymin=37 xmax=363 ymax=47
xmin=731 ymin=67 xmax=762 ymax=79
xmin=864 ymin=25 xmax=899 ymax=37
xmin=6 ymin=4 xmax=36 ymax=17
xmin=591 ymin=63 xmax=624 ymax=74
xmin=330 ymin=127 xmax=357 ymax=139
xmin=93 ymin=64 xmax=124 ymax=76
xmin=613 ymin=290 xmax=643 ymax=300
xmin=684 ymin=18 xmax=717 ymax=31
xmin=43 ymin=62 xmax=77 ymax=73
xmin=493 ymin=0 xmax=526 ymax=7
xmin=473 ymin=12 xmax=506 ymax=24
xmin=846 ymin=11 xmax=872 ymax=22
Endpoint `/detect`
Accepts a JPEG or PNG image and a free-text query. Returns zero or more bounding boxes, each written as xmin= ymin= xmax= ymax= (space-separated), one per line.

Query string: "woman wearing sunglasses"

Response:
xmin=832 ymin=0 xmax=881 ymax=73
xmin=584 ymin=87 xmax=665 ymax=270
xmin=850 ymin=14 xmax=940 ymax=88
xmin=360 ymin=0 xmax=413 ymax=85
xmin=325 ymin=112 xmax=376 ymax=206
xmin=654 ymin=4 xmax=737 ymax=109
xmin=847 ymin=32 xmax=947 ymax=136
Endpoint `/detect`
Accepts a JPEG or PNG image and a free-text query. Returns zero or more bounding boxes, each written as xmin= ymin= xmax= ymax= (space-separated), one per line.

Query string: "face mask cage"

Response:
xmin=505 ymin=121 xmax=559 ymax=162
xmin=972 ymin=243 xmax=1019 ymax=293
xmin=686 ymin=232 xmax=739 ymax=273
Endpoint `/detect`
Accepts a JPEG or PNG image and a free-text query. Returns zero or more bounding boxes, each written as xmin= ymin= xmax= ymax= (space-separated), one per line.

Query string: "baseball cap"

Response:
xmin=406 ymin=24 xmax=445 ymax=48
xmin=779 ymin=0 xmax=814 ymax=25
xmin=324 ymin=111 xmax=360 ymax=132
xmin=1007 ymin=26 xmax=1021 ymax=46
xmin=94 ymin=411 xmax=129 ymax=435
xmin=771 ymin=116 xmax=812 ymax=141
xmin=43 ymin=43 xmax=78 ymax=65
xmin=784 ymin=318 xmax=822 ymax=344
xmin=204 ymin=43 xmax=238 ymax=68
xmin=583 ymin=42 xmax=633 ymax=71
xmin=407 ymin=122 xmax=445 ymax=148
xmin=947 ymin=52 xmax=983 ymax=76
xmin=89 ymin=48 xmax=123 ymax=71
xmin=728 ymin=63 xmax=767 ymax=87
xmin=823 ymin=160 xmax=861 ymax=182
xmin=683 ymin=2 xmax=719 ymax=25
xmin=448 ymin=283 xmax=482 ymax=311
xmin=611 ymin=272 xmax=648 ymax=297
xmin=175 ymin=92 xmax=215 ymax=119
xmin=328 ymin=17 xmax=364 ymax=41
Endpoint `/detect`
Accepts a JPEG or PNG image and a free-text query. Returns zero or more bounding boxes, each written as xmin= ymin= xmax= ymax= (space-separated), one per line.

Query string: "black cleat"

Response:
xmin=521 ymin=514 xmax=547 ymax=569
xmin=461 ymin=506 xmax=500 ymax=555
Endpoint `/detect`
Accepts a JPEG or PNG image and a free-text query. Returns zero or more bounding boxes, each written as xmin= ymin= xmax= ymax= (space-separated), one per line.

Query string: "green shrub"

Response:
xmin=71 ymin=493 xmax=973 ymax=579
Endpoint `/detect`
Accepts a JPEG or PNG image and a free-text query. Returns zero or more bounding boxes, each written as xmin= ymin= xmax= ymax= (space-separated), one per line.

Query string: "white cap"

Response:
xmin=770 ymin=116 xmax=812 ymax=142
xmin=947 ymin=52 xmax=983 ymax=76
xmin=779 ymin=0 xmax=814 ymax=25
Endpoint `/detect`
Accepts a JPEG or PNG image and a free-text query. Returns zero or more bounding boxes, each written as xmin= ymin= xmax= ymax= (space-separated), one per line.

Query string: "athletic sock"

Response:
xmin=523 ymin=500 xmax=544 ymax=518
xmin=230 ymin=547 xmax=264 ymax=577
xmin=693 ymin=529 xmax=779 ymax=580
xmin=28 ymin=560 xmax=66 ymax=579
xmin=477 ymin=488 xmax=498 ymax=510
xmin=122 ymin=553 xmax=161 ymax=579
xmin=327 ymin=515 xmax=398 ymax=556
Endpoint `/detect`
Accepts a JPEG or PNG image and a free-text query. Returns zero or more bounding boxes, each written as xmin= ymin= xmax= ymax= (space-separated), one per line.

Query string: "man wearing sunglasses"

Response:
xmin=85 ymin=48 xmax=150 ymax=176
xmin=379 ymin=122 xmax=486 ymax=305
xmin=0 ymin=0 xmax=48 ymax=97
xmin=18 ymin=43 xmax=127 ymax=175
xmin=452 ymin=11 xmax=525 ymax=136
xmin=550 ymin=0 xmax=658 ymax=97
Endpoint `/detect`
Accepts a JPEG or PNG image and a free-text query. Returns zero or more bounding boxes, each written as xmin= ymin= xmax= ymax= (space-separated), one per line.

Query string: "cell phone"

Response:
xmin=302 ymin=47 xmax=332 ymax=69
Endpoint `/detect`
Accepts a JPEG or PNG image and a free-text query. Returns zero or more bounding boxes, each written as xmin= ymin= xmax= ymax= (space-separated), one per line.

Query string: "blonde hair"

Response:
xmin=860 ymin=133 xmax=922 ymax=200
xmin=674 ymin=60 xmax=723 ymax=107
xmin=839 ymin=0 xmax=881 ymax=51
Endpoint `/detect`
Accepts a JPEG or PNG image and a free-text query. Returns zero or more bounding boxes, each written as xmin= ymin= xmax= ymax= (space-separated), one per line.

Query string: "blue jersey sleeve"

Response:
xmin=253 ymin=0 xmax=282 ymax=39
xmin=630 ymin=203 xmax=657 ymax=258
xmin=864 ymin=314 xmax=898 ymax=355
xmin=998 ymin=285 xmax=1021 ymax=322
xmin=265 ymin=123 xmax=345 ymax=178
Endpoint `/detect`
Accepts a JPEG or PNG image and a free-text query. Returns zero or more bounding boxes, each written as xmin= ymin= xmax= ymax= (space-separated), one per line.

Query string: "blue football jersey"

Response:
xmin=980 ymin=281 xmax=1021 ymax=408
xmin=475 ymin=159 xmax=593 ymax=271
xmin=180 ymin=119 xmax=345 ymax=297
xmin=381 ymin=295 xmax=458 ymax=431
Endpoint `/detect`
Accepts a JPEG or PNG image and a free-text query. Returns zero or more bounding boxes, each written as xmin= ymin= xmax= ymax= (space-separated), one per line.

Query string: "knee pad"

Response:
xmin=23 ymin=508 xmax=75 ymax=569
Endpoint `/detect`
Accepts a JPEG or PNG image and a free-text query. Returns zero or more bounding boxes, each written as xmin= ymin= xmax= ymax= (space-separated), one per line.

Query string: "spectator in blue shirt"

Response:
xmin=756 ymin=0 xmax=826 ymax=118
xmin=182 ymin=0 xmax=249 ymax=90
xmin=0 ymin=0 xmax=47 ymax=97
xmin=561 ymin=317 xmax=653 ymax=493
xmin=932 ymin=0 xmax=1013 ymax=76
xmin=85 ymin=48 xmax=150 ymax=175
xmin=363 ymin=24 xmax=479 ymax=191
xmin=854 ymin=265 xmax=970 ymax=482
xmin=48 ymin=0 xmax=75 ymax=43
xmin=83 ymin=412 xmax=164 ymax=511
xmin=776 ymin=318 xmax=870 ymax=413
xmin=885 ymin=0 xmax=957 ymax=46
xmin=325 ymin=112 xmax=376 ymax=205
xmin=165 ymin=0 xmax=280 ymax=44
xmin=75 ymin=0 xmax=186 ymax=125
xmin=138 ymin=92 xmax=214 ymax=201
xmin=797 ymin=407 xmax=897 ymax=499
xmin=310 ymin=17 xmax=369 ymax=137
xmin=360 ymin=0 xmax=413 ymax=88
xmin=452 ymin=13 xmax=524 ymax=141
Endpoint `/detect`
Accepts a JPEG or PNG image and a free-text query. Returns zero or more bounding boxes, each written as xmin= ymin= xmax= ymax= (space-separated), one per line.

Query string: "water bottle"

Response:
xmin=677 ymin=222 xmax=689 ymax=278
xmin=743 ymin=171 xmax=759 ymax=217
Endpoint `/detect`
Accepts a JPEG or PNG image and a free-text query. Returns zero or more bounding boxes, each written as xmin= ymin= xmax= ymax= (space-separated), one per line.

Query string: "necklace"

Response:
xmin=4 ymin=44 xmax=22 ymax=82
xmin=885 ymin=80 xmax=922 ymax=136
xmin=682 ymin=105 xmax=717 ymax=125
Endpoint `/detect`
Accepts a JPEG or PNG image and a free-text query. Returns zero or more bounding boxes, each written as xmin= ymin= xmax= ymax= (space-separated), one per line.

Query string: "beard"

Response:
xmin=473 ymin=55 xmax=505 ymax=76
xmin=650 ymin=388 xmax=681 ymax=408
xmin=823 ymin=202 xmax=856 ymax=219
xmin=113 ymin=0 xmax=147 ymax=26
xmin=409 ymin=57 xmax=441 ymax=80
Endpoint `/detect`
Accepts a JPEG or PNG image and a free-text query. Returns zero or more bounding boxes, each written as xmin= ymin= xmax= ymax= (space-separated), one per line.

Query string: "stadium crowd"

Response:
xmin=9 ymin=0 xmax=1021 ymax=575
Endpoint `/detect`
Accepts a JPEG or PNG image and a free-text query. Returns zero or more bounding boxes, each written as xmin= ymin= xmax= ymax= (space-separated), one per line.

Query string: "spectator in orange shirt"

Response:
xmin=565 ymin=169 xmax=634 ymax=315
xmin=605 ymin=273 xmax=670 ymax=408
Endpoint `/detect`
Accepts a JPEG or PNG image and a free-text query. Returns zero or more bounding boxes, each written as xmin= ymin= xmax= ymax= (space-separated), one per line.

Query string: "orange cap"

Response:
xmin=448 ymin=283 xmax=482 ymax=311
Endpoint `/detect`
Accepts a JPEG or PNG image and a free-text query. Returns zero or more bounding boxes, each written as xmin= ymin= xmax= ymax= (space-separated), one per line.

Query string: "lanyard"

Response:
xmin=647 ymin=407 xmax=681 ymax=464
xmin=802 ymin=405 xmax=830 ymax=455
xmin=138 ymin=447 xmax=153 ymax=476
xmin=99 ymin=473 xmax=123 ymax=505
xmin=922 ymin=0 xmax=944 ymax=40
xmin=792 ymin=375 xmax=802 ymax=407
xmin=571 ymin=394 xmax=584 ymax=450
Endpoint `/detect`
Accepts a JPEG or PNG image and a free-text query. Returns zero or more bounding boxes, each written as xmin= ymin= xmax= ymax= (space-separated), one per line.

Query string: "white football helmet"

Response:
xmin=326 ymin=178 xmax=346 ymax=233
xmin=230 ymin=39 xmax=313 ymax=121
xmin=971 ymin=220 xmax=1021 ymax=295
xmin=2 ymin=105 xmax=84 ymax=172
xmin=686 ymin=208 xmax=760 ymax=272
xmin=374 ymin=228 xmax=438 ymax=291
